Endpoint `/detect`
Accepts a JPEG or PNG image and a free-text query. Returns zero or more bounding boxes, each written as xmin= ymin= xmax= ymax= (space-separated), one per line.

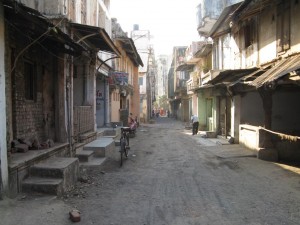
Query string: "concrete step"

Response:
xmin=22 ymin=157 xmax=79 ymax=196
xmin=79 ymin=157 xmax=107 ymax=167
xmin=76 ymin=150 xmax=94 ymax=162
xmin=83 ymin=137 xmax=115 ymax=157
xmin=22 ymin=177 xmax=63 ymax=196
xmin=29 ymin=157 xmax=79 ymax=179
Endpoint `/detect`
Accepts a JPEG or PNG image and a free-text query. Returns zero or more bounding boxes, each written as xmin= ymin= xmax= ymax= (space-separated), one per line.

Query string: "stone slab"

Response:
xmin=76 ymin=150 xmax=94 ymax=162
xmin=83 ymin=138 xmax=115 ymax=157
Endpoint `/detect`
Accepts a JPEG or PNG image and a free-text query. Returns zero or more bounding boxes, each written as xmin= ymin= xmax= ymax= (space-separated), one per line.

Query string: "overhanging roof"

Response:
xmin=70 ymin=23 xmax=121 ymax=56
xmin=4 ymin=0 xmax=83 ymax=56
xmin=176 ymin=63 xmax=194 ymax=71
xmin=116 ymin=37 xmax=144 ymax=67
xmin=228 ymin=68 xmax=267 ymax=87
xmin=208 ymin=68 xmax=257 ymax=85
xmin=194 ymin=68 xmax=258 ymax=92
xmin=251 ymin=54 xmax=300 ymax=88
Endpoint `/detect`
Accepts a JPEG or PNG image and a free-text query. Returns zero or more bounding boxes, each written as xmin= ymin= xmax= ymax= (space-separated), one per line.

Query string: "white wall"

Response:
xmin=0 ymin=3 xmax=8 ymax=195
xmin=258 ymin=4 xmax=277 ymax=65
xmin=139 ymin=73 xmax=146 ymax=94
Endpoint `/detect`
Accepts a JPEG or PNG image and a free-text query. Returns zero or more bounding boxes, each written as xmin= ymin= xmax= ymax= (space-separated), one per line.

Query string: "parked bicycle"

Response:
xmin=119 ymin=127 xmax=130 ymax=167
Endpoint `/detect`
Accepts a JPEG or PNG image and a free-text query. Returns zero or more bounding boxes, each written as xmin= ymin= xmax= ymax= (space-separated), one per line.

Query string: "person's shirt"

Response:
xmin=191 ymin=115 xmax=199 ymax=123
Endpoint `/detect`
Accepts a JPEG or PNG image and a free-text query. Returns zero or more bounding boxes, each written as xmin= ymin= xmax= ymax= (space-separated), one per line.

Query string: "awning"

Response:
xmin=207 ymin=68 xmax=258 ymax=85
xmin=176 ymin=63 xmax=194 ymax=71
xmin=251 ymin=54 xmax=300 ymax=88
xmin=70 ymin=23 xmax=121 ymax=56
xmin=193 ymin=68 xmax=258 ymax=92
xmin=228 ymin=68 xmax=267 ymax=87
xmin=4 ymin=0 xmax=83 ymax=56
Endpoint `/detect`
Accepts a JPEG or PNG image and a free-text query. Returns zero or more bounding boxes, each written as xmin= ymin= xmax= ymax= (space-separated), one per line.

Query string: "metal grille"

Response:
xmin=73 ymin=106 xmax=94 ymax=140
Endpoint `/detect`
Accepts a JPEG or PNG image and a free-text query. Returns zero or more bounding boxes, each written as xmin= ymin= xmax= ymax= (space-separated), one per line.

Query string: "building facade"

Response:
xmin=1 ymin=0 xmax=122 ymax=198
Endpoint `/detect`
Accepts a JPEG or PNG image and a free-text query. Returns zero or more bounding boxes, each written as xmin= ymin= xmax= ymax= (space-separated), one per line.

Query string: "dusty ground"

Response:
xmin=1 ymin=117 xmax=300 ymax=225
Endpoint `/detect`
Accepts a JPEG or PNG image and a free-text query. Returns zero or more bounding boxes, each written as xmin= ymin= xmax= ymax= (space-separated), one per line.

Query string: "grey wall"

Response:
xmin=241 ymin=92 xmax=264 ymax=126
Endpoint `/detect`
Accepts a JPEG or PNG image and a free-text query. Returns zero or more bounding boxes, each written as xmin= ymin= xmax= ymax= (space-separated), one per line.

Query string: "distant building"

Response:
xmin=131 ymin=26 xmax=155 ymax=122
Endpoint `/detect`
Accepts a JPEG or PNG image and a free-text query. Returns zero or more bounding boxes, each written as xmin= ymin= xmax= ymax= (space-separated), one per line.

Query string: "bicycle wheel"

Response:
xmin=125 ymin=134 xmax=129 ymax=157
xmin=120 ymin=139 xmax=126 ymax=167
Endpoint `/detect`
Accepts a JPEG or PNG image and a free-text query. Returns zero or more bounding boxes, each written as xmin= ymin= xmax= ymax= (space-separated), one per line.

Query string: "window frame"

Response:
xmin=24 ymin=60 xmax=37 ymax=101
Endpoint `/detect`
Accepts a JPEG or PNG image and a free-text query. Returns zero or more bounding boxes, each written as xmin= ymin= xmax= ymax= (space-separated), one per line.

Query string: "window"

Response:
xmin=244 ymin=24 xmax=252 ymax=48
xmin=139 ymin=77 xmax=143 ymax=85
xmin=24 ymin=61 xmax=36 ymax=101
xmin=277 ymin=0 xmax=290 ymax=53
xmin=73 ymin=65 xmax=78 ymax=78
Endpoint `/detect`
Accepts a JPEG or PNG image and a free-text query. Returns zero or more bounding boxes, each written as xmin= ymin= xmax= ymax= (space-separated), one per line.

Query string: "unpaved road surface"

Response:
xmin=2 ymin=117 xmax=300 ymax=225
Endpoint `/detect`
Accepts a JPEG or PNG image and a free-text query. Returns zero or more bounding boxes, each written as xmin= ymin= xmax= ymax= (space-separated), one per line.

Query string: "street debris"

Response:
xmin=69 ymin=209 xmax=81 ymax=222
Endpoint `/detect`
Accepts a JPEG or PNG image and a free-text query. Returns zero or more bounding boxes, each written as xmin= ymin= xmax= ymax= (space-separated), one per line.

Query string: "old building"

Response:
xmin=198 ymin=0 xmax=300 ymax=161
xmin=3 ymin=0 xmax=85 ymax=197
xmin=168 ymin=46 xmax=189 ymax=121
xmin=111 ymin=19 xmax=143 ymax=126
xmin=1 ymin=0 xmax=121 ymax=198
xmin=131 ymin=27 xmax=154 ymax=122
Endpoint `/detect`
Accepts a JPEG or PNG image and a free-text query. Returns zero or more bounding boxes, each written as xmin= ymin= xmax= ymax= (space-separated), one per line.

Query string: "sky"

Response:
xmin=110 ymin=0 xmax=200 ymax=56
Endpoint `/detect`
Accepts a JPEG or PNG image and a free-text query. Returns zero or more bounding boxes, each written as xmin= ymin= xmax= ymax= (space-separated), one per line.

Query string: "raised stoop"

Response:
xmin=22 ymin=157 xmax=79 ymax=196
xmin=76 ymin=150 xmax=94 ymax=162
xmin=83 ymin=137 xmax=115 ymax=157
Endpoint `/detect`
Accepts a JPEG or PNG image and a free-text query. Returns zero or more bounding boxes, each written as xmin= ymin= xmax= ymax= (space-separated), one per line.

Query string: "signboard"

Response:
xmin=109 ymin=71 xmax=128 ymax=85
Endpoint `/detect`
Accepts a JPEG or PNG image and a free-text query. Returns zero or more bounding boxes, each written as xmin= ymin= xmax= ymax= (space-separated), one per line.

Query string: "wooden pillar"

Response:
xmin=55 ymin=54 xmax=67 ymax=143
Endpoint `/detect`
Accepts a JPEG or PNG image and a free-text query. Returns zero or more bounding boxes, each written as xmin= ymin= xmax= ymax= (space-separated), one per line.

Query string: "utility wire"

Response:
xmin=10 ymin=18 xmax=65 ymax=74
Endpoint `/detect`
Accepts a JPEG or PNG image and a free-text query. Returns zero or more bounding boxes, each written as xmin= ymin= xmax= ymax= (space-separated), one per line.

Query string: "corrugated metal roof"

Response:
xmin=207 ymin=68 xmax=257 ymax=85
xmin=251 ymin=54 xmax=300 ymax=88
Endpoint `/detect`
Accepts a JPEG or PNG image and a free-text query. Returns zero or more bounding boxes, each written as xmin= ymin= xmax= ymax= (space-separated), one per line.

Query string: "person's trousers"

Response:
xmin=192 ymin=122 xmax=199 ymax=135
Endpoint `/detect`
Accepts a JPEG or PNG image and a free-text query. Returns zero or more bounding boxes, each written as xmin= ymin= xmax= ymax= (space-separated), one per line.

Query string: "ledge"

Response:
xmin=8 ymin=143 xmax=69 ymax=171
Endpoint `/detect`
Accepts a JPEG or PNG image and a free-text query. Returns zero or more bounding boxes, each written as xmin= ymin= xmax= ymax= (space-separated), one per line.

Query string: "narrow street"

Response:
xmin=2 ymin=117 xmax=300 ymax=225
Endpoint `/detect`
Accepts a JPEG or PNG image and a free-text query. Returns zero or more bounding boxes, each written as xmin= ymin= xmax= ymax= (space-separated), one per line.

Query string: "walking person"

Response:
xmin=191 ymin=114 xmax=199 ymax=135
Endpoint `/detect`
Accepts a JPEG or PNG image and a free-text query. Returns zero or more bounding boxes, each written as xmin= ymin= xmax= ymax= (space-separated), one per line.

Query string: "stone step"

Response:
xmin=22 ymin=177 xmax=63 ymax=196
xmin=79 ymin=157 xmax=107 ymax=167
xmin=22 ymin=157 xmax=79 ymax=196
xmin=76 ymin=150 xmax=94 ymax=162
xmin=83 ymin=137 xmax=115 ymax=157
xmin=29 ymin=157 xmax=79 ymax=179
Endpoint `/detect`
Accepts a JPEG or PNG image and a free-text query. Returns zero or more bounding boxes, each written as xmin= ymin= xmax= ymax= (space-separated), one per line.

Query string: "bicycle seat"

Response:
xmin=122 ymin=127 xmax=131 ymax=131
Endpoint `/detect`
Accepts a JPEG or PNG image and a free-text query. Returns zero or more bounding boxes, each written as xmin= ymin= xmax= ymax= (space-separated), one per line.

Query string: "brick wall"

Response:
xmin=9 ymin=35 xmax=56 ymax=143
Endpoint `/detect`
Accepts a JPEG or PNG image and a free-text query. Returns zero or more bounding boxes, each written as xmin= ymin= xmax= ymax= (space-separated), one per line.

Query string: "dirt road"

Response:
xmin=67 ymin=117 xmax=300 ymax=225
xmin=1 ymin=117 xmax=300 ymax=225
